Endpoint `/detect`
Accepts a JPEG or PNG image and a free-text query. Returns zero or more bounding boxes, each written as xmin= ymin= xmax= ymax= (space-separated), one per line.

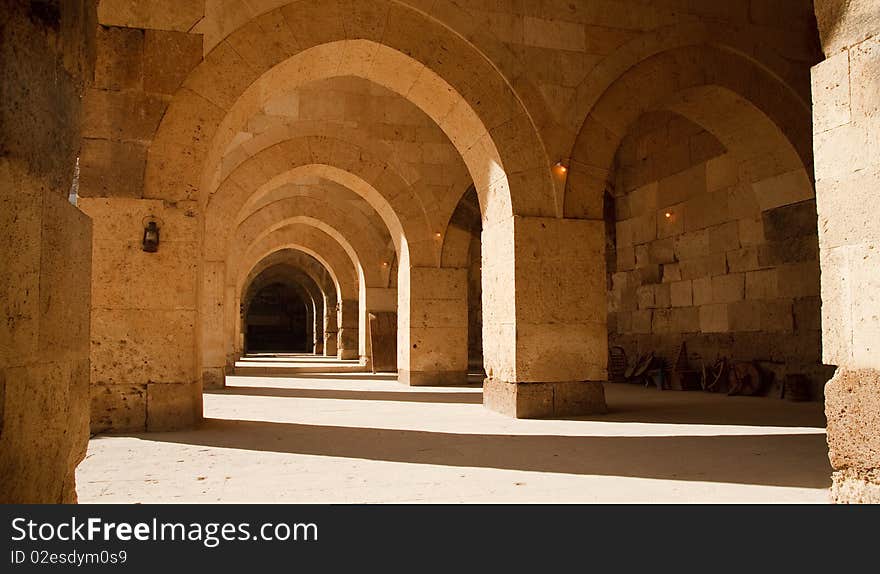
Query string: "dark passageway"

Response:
xmin=245 ymin=283 xmax=309 ymax=353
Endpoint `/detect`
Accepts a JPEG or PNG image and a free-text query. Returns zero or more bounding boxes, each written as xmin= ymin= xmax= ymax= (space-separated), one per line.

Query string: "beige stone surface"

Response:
xmin=7 ymin=0 xmax=875 ymax=503
xmin=0 ymin=1 xmax=94 ymax=503
xmin=76 ymin=370 xmax=830 ymax=503
xmin=0 ymin=165 xmax=92 ymax=503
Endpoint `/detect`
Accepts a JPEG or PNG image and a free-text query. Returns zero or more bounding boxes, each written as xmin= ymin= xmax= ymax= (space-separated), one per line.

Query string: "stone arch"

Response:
xmin=440 ymin=184 xmax=481 ymax=269
xmin=233 ymin=223 xmax=361 ymax=359
xmin=145 ymin=0 xmax=556 ymax=221
xmin=190 ymin=0 xmax=555 ymax=159
xmin=566 ymin=44 xmax=814 ymax=219
xmin=238 ymin=251 xmax=337 ymax=359
xmin=233 ymin=197 xmax=393 ymax=288
xmin=204 ymin=137 xmax=431 ymax=266
xmin=242 ymin=267 xmax=317 ymax=354
xmin=569 ymin=21 xmax=813 ymax=138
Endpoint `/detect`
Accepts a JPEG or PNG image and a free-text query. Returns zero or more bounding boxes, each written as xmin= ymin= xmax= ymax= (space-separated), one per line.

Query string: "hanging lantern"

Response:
xmin=142 ymin=216 xmax=161 ymax=252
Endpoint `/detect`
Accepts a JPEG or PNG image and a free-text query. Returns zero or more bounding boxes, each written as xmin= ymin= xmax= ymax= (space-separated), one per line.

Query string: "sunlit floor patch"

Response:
xmin=77 ymin=359 xmax=830 ymax=504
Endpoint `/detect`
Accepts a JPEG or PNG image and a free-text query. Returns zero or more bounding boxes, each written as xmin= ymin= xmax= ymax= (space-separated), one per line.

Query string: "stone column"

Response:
xmin=312 ymin=295 xmax=325 ymax=355
xmin=481 ymin=215 xmax=607 ymax=418
xmin=324 ymin=302 xmax=339 ymax=357
xmin=200 ymin=261 xmax=226 ymax=389
xmin=811 ymin=5 xmax=880 ymax=502
xmin=337 ymin=299 xmax=359 ymax=360
xmin=398 ymin=267 xmax=469 ymax=386
xmin=361 ymin=287 xmax=397 ymax=366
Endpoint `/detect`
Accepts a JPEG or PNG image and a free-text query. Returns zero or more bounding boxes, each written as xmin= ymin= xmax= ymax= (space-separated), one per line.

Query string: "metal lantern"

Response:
xmin=142 ymin=217 xmax=160 ymax=252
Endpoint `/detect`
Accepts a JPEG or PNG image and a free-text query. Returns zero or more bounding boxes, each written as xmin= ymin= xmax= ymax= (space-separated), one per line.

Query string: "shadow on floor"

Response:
xmin=208 ymin=386 xmax=483 ymax=404
xmin=135 ymin=418 xmax=832 ymax=489
xmin=581 ymin=384 xmax=828 ymax=428
xmin=228 ymin=373 xmax=400 ymax=381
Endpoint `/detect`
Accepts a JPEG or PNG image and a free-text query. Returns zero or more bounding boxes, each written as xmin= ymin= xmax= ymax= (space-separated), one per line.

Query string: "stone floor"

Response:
xmin=77 ymin=355 xmax=831 ymax=503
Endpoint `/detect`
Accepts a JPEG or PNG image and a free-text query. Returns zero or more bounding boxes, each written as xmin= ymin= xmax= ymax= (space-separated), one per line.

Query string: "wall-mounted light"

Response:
xmin=552 ymin=161 xmax=568 ymax=177
xmin=382 ymin=261 xmax=389 ymax=267
xmin=142 ymin=216 xmax=162 ymax=252
xmin=435 ymin=232 xmax=442 ymax=239
xmin=664 ymin=211 xmax=672 ymax=219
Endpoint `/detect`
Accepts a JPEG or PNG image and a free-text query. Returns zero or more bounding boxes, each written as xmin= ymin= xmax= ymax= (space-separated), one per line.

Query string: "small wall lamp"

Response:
xmin=142 ymin=216 xmax=162 ymax=252
xmin=553 ymin=161 xmax=568 ymax=177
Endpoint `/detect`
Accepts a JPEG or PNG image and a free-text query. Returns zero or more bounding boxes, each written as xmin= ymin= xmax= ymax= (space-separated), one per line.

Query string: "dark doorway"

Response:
xmin=245 ymin=282 xmax=309 ymax=352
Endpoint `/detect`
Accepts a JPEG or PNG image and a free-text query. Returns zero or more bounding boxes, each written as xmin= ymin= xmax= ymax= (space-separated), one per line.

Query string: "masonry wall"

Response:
xmin=608 ymin=111 xmax=832 ymax=397
xmin=812 ymin=0 xmax=880 ymax=502
xmin=0 ymin=0 xmax=96 ymax=502
xmin=77 ymin=8 xmax=204 ymax=432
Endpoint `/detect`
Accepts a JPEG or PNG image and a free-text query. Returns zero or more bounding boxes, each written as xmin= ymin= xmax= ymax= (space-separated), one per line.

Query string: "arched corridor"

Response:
xmin=2 ymin=0 xmax=879 ymax=505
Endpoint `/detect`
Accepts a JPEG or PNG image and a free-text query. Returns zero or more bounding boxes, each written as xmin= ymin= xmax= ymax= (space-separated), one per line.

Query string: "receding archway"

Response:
xmin=243 ymin=281 xmax=310 ymax=354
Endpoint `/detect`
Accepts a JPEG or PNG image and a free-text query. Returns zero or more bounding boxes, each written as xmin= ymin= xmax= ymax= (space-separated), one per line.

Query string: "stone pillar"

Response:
xmin=398 ymin=267 xmax=469 ymax=386
xmin=811 ymin=6 xmax=880 ymax=502
xmin=200 ymin=261 xmax=226 ymax=390
xmin=361 ymin=287 xmax=397 ymax=366
xmin=324 ymin=303 xmax=339 ymax=357
xmin=81 ymin=198 xmax=202 ymax=432
xmin=481 ymin=215 xmax=607 ymax=418
xmin=313 ymin=295 xmax=324 ymax=355
xmin=337 ymin=299 xmax=359 ymax=360
xmin=0 ymin=0 xmax=95 ymax=502
xmin=0 ymin=164 xmax=92 ymax=503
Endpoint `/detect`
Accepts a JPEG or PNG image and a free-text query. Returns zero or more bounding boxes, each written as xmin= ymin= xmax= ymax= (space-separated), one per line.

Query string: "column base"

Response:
xmin=202 ymin=367 xmax=225 ymax=390
xmin=483 ymin=378 xmax=607 ymax=418
xmin=146 ymin=381 xmax=203 ymax=431
xmin=826 ymin=367 xmax=880 ymax=503
xmin=831 ymin=468 xmax=880 ymax=503
xmin=399 ymin=369 xmax=467 ymax=386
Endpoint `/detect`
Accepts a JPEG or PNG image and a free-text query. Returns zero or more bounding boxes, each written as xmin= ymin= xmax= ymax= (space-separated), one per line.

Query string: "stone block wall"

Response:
xmin=607 ymin=111 xmax=832 ymax=397
xmin=812 ymin=0 xmax=880 ymax=502
xmin=0 ymin=0 xmax=95 ymax=502
xmin=77 ymin=4 xmax=205 ymax=432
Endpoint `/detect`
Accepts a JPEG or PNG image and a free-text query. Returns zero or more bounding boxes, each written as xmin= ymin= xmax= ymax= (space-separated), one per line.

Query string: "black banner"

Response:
xmin=1 ymin=505 xmax=875 ymax=570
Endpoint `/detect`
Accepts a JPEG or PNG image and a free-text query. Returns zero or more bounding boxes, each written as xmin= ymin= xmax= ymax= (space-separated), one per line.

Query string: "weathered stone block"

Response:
xmin=79 ymin=139 xmax=147 ymax=198
xmin=684 ymin=190 xmax=728 ymax=231
xmin=728 ymin=300 xmax=762 ymax=332
xmin=653 ymin=283 xmax=671 ymax=308
xmin=673 ymin=229 xmax=709 ymax=260
xmin=144 ymin=30 xmax=204 ymax=95
xmin=146 ymin=381 xmax=202 ymax=431
xmin=762 ymin=200 xmax=818 ymax=241
xmin=82 ymin=88 xmax=168 ymax=141
xmin=746 ymin=269 xmax=779 ymax=300
xmin=761 ymin=299 xmax=795 ymax=333
xmin=738 ymin=217 xmax=765 ymax=246
xmin=629 ymin=308 xmax=651 ymax=334
xmin=706 ymin=154 xmax=739 ymax=192
xmin=850 ymin=34 xmax=880 ymax=119
xmin=711 ymin=273 xmax=745 ymax=303
xmin=680 ymin=254 xmax=727 ymax=279
xmin=483 ymin=378 xmax=606 ymax=419
xmin=94 ymin=25 xmax=144 ymax=91
xmin=661 ymin=263 xmax=682 ymax=283
xmin=90 ymin=382 xmax=147 ymax=433
xmin=708 ymin=221 xmax=741 ymax=253
xmin=658 ymin=163 xmax=705 ymax=207
xmin=727 ymin=247 xmax=761 ymax=273
xmin=670 ymin=280 xmax=692 ymax=307
xmin=825 ymin=368 xmax=880 ymax=503
xmin=647 ymin=238 xmax=675 ymax=264
xmin=692 ymin=276 xmax=712 ymax=306
xmin=700 ymin=303 xmax=729 ymax=333
xmin=811 ymin=49 xmax=852 ymax=134
xmin=777 ymin=262 xmax=821 ymax=298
